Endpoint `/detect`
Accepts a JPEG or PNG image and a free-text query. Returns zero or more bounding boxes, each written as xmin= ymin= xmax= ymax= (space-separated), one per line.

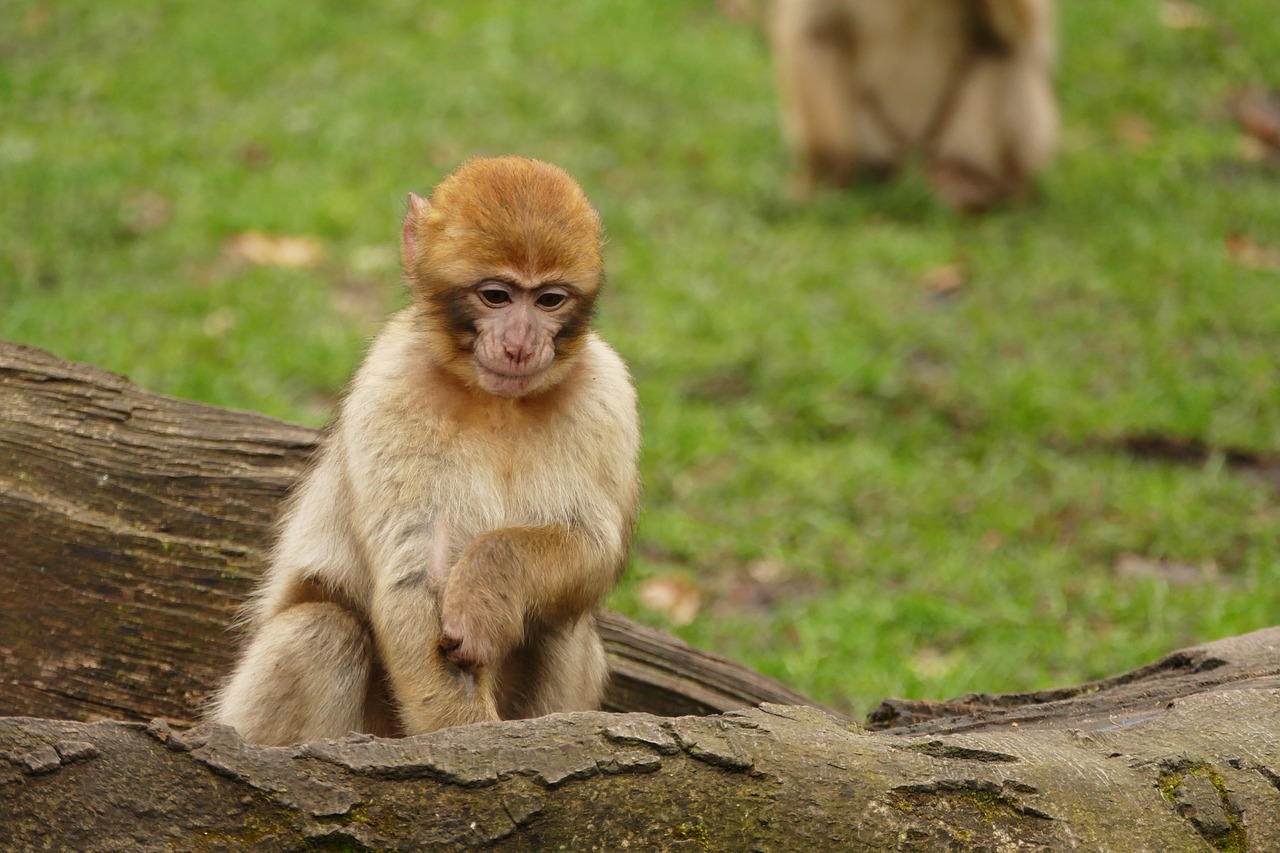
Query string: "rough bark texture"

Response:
xmin=867 ymin=628 xmax=1280 ymax=736
xmin=3 ymin=339 xmax=1280 ymax=851
xmin=4 ymin=673 xmax=1279 ymax=852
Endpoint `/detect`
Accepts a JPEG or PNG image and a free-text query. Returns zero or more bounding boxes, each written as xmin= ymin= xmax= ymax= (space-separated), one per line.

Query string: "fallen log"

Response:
xmin=2 ymin=340 xmax=1278 ymax=850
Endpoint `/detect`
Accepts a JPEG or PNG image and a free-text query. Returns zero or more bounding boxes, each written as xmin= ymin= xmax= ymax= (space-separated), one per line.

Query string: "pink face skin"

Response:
xmin=467 ymin=279 xmax=576 ymax=398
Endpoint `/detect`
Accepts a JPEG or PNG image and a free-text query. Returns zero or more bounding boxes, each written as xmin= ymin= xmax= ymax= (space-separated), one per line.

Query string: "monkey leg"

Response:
xmin=373 ymin=579 xmax=501 ymax=735
xmin=213 ymin=602 xmax=377 ymax=746
xmin=497 ymin=615 xmax=609 ymax=719
xmin=926 ymin=57 xmax=1057 ymax=211
xmin=771 ymin=1 xmax=892 ymax=197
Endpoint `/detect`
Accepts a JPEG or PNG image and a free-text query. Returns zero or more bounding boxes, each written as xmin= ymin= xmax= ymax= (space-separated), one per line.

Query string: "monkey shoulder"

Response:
xmin=575 ymin=334 xmax=638 ymax=420
xmin=342 ymin=311 xmax=423 ymax=408
xmin=564 ymin=333 xmax=641 ymax=500
xmin=334 ymin=311 xmax=463 ymax=445
xmin=562 ymin=335 xmax=640 ymax=463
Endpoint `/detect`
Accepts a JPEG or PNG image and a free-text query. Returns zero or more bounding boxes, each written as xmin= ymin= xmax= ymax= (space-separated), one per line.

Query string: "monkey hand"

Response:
xmin=438 ymin=575 xmax=524 ymax=669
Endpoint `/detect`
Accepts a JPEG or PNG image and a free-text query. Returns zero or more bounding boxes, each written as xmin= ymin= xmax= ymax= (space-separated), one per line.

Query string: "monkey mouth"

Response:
xmin=475 ymin=365 xmax=547 ymax=397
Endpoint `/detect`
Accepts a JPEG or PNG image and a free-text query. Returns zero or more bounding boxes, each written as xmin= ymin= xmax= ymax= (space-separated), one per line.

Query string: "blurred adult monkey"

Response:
xmin=214 ymin=157 xmax=641 ymax=745
xmin=769 ymin=0 xmax=1058 ymax=211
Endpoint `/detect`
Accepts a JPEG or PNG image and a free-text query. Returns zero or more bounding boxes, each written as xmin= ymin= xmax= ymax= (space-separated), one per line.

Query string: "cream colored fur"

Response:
xmin=214 ymin=310 xmax=639 ymax=744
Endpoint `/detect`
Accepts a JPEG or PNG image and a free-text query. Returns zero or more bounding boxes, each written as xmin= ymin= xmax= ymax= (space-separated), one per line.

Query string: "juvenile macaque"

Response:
xmin=214 ymin=157 xmax=641 ymax=745
xmin=768 ymin=0 xmax=1058 ymax=211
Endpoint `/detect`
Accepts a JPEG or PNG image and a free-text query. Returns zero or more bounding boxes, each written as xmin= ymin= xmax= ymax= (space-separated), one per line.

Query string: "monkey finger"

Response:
xmin=441 ymin=634 xmax=488 ymax=668
xmin=443 ymin=645 xmax=472 ymax=667
xmin=448 ymin=649 xmax=487 ymax=669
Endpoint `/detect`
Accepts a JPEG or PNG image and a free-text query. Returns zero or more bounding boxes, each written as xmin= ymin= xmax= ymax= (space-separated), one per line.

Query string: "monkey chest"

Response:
xmin=423 ymin=438 xmax=594 ymax=534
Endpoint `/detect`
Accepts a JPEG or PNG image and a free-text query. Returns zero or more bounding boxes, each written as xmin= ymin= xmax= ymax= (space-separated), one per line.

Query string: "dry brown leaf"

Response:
xmin=202 ymin=308 xmax=237 ymax=338
xmin=224 ymin=231 xmax=324 ymax=268
xmin=1160 ymin=1 xmax=1207 ymax=30
xmin=1226 ymin=234 xmax=1280 ymax=270
xmin=1232 ymin=89 xmax=1280 ymax=155
xmin=1115 ymin=553 xmax=1219 ymax=586
xmin=238 ymin=143 xmax=272 ymax=170
xmin=638 ymin=576 xmax=703 ymax=627
xmin=1114 ymin=115 xmax=1154 ymax=149
xmin=920 ymin=263 xmax=967 ymax=297
xmin=716 ymin=0 xmax=759 ymax=23
xmin=118 ymin=190 xmax=172 ymax=236
xmin=745 ymin=558 xmax=790 ymax=584
xmin=23 ymin=4 xmax=50 ymax=36
xmin=1239 ymin=135 xmax=1272 ymax=163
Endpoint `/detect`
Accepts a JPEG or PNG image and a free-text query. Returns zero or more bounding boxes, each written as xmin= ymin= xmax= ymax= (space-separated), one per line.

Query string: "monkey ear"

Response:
xmin=401 ymin=192 xmax=431 ymax=266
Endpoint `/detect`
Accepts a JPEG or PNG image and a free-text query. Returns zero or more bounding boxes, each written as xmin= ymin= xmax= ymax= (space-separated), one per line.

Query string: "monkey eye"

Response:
xmin=535 ymin=291 xmax=568 ymax=310
xmin=477 ymin=286 xmax=512 ymax=307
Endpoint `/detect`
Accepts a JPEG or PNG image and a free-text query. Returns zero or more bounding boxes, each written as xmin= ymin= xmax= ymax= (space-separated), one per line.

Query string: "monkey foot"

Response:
xmin=927 ymin=158 xmax=1020 ymax=213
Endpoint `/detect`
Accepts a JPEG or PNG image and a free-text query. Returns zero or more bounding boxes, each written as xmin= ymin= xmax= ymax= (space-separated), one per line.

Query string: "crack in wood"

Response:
xmin=895 ymin=739 xmax=1021 ymax=763
xmin=183 ymin=724 xmax=364 ymax=817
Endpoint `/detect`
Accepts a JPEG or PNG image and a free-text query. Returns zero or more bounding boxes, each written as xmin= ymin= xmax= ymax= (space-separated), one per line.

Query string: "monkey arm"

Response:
xmin=972 ymin=0 xmax=1028 ymax=48
xmin=438 ymin=523 xmax=622 ymax=669
xmin=462 ymin=523 xmax=621 ymax=617
xmin=972 ymin=0 xmax=1054 ymax=60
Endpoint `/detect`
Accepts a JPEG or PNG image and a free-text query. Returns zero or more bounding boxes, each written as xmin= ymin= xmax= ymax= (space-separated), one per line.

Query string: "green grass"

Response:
xmin=4 ymin=0 xmax=1279 ymax=718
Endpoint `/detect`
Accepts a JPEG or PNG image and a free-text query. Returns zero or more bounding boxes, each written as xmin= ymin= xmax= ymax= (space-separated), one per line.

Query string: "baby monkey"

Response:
xmin=769 ymin=0 xmax=1059 ymax=211
xmin=215 ymin=157 xmax=640 ymax=745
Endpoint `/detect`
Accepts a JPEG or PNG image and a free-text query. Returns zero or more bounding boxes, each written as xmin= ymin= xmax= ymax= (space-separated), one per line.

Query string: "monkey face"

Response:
xmin=465 ymin=278 xmax=586 ymax=398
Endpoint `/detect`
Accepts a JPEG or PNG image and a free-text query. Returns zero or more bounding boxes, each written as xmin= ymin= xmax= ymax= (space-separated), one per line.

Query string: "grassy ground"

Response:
xmin=4 ymin=0 xmax=1278 ymax=718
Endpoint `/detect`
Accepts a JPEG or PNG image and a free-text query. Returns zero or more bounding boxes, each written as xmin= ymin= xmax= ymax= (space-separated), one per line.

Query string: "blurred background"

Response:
xmin=3 ymin=0 xmax=1278 ymax=719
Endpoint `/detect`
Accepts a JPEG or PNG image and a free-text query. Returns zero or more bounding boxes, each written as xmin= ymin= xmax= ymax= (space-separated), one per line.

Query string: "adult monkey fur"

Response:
xmin=214 ymin=157 xmax=641 ymax=745
xmin=769 ymin=0 xmax=1058 ymax=211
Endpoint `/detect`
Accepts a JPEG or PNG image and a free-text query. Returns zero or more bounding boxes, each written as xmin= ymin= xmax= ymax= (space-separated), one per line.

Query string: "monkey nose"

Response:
xmin=503 ymin=340 xmax=536 ymax=364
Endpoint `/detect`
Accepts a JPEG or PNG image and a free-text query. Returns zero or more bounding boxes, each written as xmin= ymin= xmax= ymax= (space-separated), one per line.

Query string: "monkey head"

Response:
xmin=401 ymin=157 xmax=603 ymax=398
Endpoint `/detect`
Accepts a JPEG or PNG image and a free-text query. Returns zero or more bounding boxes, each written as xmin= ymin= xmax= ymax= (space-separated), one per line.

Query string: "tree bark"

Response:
xmin=3 ymin=339 xmax=1279 ymax=850
xmin=4 ymin=659 xmax=1279 ymax=852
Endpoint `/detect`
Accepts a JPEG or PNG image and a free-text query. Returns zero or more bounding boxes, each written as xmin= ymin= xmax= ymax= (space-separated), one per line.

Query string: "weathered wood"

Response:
xmin=0 ymin=340 xmax=817 ymax=725
xmin=3 ymin=677 xmax=1279 ymax=851
xmin=3 ymin=340 xmax=1280 ymax=850
xmin=869 ymin=627 xmax=1280 ymax=734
